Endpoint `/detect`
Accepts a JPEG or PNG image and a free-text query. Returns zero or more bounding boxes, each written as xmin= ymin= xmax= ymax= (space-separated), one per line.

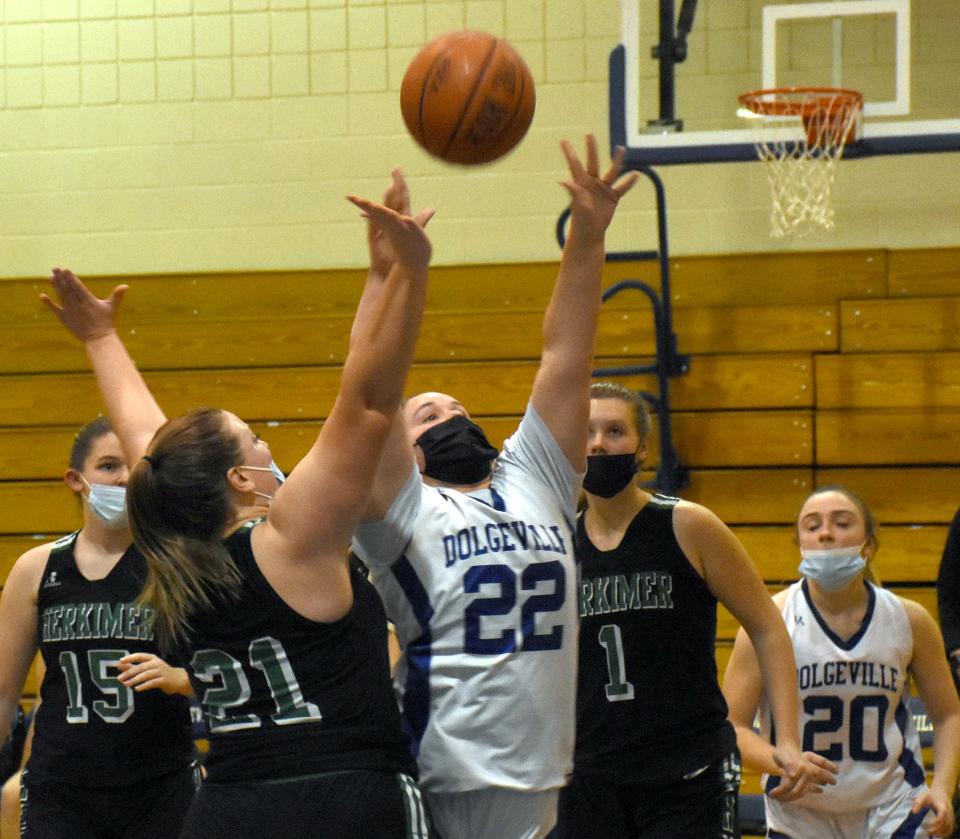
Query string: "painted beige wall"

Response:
xmin=0 ymin=0 xmax=957 ymax=277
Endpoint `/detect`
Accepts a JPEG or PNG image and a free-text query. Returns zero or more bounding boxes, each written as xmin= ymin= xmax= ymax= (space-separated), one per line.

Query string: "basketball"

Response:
xmin=400 ymin=31 xmax=535 ymax=165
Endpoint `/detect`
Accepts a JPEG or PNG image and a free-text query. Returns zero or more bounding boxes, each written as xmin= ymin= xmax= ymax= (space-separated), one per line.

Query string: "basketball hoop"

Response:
xmin=738 ymin=87 xmax=863 ymax=238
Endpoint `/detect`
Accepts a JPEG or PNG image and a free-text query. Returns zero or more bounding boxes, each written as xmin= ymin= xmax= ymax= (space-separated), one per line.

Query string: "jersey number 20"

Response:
xmin=803 ymin=694 xmax=890 ymax=761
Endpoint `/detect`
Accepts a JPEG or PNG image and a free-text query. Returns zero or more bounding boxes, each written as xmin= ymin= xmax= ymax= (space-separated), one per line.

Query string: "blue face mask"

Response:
xmin=799 ymin=545 xmax=867 ymax=591
xmin=238 ymin=461 xmax=285 ymax=501
xmin=80 ymin=476 xmax=128 ymax=530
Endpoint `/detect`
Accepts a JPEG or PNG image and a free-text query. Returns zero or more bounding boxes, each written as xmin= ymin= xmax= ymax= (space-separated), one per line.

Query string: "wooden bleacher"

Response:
xmin=2 ymin=247 xmax=958 ymax=803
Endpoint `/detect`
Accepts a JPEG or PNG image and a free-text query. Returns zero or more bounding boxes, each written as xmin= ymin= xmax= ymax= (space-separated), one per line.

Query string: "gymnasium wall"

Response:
xmin=0 ymin=0 xmax=958 ymax=279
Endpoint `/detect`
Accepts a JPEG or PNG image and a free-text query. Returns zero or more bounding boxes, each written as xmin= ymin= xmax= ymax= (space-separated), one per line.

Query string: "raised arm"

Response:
xmin=676 ymin=502 xmax=837 ymax=799
xmin=41 ymin=269 xmax=166 ymax=465
xmin=262 ymin=193 xmax=432 ymax=559
xmin=349 ymin=168 xmax=422 ymax=522
xmin=530 ymin=135 xmax=638 ymax=470
xmin=904 ymin=599 xmax=960 ymax=837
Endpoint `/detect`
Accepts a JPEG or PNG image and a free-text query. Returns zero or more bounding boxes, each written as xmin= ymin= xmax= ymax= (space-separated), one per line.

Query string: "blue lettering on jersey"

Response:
xmin=802 ymin=693 xmax=891 ymax=763
xmin=798 ymin=660 xmax=899 ymax=693
xmin=442 ymin=521 xmax=567 ymax=567
xmin=463 ymin=559 xmax=566 ymax=655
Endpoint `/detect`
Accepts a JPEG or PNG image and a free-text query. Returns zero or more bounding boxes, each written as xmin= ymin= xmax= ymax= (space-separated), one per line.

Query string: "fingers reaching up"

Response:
xmin=383 ymin=167 xmax=411 ymax=216
xmin=41 ymin=268 xmax=127 ymax=343
xmin=348 ymin=192 xmax=434 ymax=275
xmin=367 ymin=167 xmax=415 ymax=277
xmin=560 ymin=134 xmax=639 ymax=242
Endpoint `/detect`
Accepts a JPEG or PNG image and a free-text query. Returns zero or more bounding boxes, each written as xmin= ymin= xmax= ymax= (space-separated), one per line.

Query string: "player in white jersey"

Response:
xmin=724 ymin=486 xmax=960 ymax=838
xmin=351 ymin=136 xmax=638 ymax=839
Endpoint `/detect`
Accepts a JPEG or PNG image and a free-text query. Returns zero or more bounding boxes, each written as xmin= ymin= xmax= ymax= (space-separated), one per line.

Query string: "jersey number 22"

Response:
xmin=463 ymin=560 xmax=566 ymax=654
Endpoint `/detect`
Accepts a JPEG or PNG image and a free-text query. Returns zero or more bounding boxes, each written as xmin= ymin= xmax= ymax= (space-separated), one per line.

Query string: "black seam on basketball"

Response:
xmin=491 ymin=63 xmax=531 ymax=158
xmin=443 ymin=35 xmax=499 ymax=160
xmin=418 ymin=49 xmax=454 ymax=150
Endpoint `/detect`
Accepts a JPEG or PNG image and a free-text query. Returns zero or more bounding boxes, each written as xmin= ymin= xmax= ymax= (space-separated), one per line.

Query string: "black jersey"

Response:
xmin=186 ymin=520 xmax=417 ymax=783
xmin=28 ymin=532 xmax=194 ymax=787
xmin=573 ymin=495 xmax=735 ymax=783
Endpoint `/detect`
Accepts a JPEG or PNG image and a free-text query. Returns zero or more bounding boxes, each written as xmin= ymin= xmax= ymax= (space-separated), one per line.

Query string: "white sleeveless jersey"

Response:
xmin=352 ymin=404 xmax=581 ymax=793
xmin=761 ymin=580 xmax=926 ymax=814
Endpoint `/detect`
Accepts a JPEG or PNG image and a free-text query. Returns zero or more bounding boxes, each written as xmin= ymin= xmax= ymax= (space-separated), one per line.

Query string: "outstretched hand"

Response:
xmin=367 ymin=167 xmax=413 ymax=278
xmin=561 ymin=134 xmax=638 ymax=242
xmin=41 ymin=267 xmax=127 ymax=343
xmin=768 ymin=746 xmax=839 ymax=801
xmin=348 ymin=190 xmax=434 ymax=276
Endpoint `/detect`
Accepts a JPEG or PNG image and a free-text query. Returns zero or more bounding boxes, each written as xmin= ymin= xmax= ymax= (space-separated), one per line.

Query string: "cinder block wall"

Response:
xmin=0 ymin=0 xmax=957 ymax=277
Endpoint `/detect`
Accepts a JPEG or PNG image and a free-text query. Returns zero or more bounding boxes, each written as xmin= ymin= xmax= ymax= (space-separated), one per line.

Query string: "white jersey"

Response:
xmin=352 ymin=404 xmax=581 ymax=794
xmin=761 ymin=580 xmax=926 ymax=817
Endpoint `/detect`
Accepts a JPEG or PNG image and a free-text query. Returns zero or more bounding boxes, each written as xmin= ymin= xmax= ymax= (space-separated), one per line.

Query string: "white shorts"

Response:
xmin=427 ymin=787 xmax=559 ymax=839
xmin=765 ymin=786 xmax=933 ymax=839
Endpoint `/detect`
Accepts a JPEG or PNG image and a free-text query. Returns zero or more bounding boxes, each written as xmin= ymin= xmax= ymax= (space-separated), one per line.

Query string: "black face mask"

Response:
xmin=416 ymin=415 xmax=498 ymax=486
xmin=583 ymin=453 xmax=639 ymax=498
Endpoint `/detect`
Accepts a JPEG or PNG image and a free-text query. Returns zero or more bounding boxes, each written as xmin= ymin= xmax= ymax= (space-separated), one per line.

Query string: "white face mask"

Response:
xmin=80 ymin=476 xmax=128 ymax=530
xmin=799 ymin=545 xmax=867 ymax=591
xmin=238 ymin=460 xmax=285 ymax=501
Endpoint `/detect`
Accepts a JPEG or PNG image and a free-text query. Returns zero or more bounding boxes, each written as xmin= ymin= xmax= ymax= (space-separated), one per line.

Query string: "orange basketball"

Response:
xmin=400 ymin=31 xmax=536 ymax=165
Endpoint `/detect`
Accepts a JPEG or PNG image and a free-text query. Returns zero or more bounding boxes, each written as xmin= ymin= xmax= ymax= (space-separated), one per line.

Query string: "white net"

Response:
xmin=739 ymin=88 xmax=863 ymax=238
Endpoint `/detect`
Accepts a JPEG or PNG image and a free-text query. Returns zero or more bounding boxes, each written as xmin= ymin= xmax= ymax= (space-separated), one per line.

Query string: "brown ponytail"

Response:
xmin=129 ymin=408 xmax=243 ymax=653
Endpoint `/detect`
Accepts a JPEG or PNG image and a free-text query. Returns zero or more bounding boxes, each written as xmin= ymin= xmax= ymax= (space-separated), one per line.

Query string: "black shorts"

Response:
xmin=180 ymin=769 xmax=430 ymax=839
xmin=20 ymin=763 xmax=198 ymax=839
xmin=554 ymin=751 xmax=741 ymax=839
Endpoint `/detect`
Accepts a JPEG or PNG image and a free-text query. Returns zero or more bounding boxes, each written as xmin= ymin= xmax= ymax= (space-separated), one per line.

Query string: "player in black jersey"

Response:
xmin=40 ymin=177 xmax=434 ymax=839
xmin=0 ymin=417 xmax=197 ymax=839
xmin=553 ymin=382 xmax=835 ymax=839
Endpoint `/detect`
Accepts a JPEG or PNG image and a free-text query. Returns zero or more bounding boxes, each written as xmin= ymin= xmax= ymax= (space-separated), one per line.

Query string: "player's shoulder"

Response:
xmin=15 ymin=534 xmax=68 ymax=568
xmin=671 ymin=498 xmax=731 ymax=544
xmin=772 ymin=585 xmax=794 ymax=609
xmin=645 ymin=493 xmax=680 ymax=511
xmin=7 ymin=538 xmax=62 ymax=595
xmin=672 ymin=497 xmax=720 ymax=523
xmin=893 ymin=589 xmax=937 ymax=630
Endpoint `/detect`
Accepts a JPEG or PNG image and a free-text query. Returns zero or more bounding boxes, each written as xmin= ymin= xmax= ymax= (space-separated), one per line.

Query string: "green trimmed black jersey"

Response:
xmin=186 ymin=521 xmax=417 ymax=783
xmin=29 ymin=532 xmax=194 ymax=787
xmin=573 ymin=496 xmax=735 ymax=783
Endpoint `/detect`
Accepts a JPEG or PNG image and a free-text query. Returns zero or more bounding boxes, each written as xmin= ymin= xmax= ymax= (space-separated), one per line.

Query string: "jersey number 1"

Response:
xmin=598 ymin=624 xmax=635 ymax=702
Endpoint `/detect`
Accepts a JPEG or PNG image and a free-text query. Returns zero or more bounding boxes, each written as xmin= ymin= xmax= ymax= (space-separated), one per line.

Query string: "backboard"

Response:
xmin=613 ymin=0 xmax=960 ymax=165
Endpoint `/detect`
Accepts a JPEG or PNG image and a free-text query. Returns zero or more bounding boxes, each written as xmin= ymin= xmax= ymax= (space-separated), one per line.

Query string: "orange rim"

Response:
xmin=739 ymin=86 xmax=864 ymax=119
